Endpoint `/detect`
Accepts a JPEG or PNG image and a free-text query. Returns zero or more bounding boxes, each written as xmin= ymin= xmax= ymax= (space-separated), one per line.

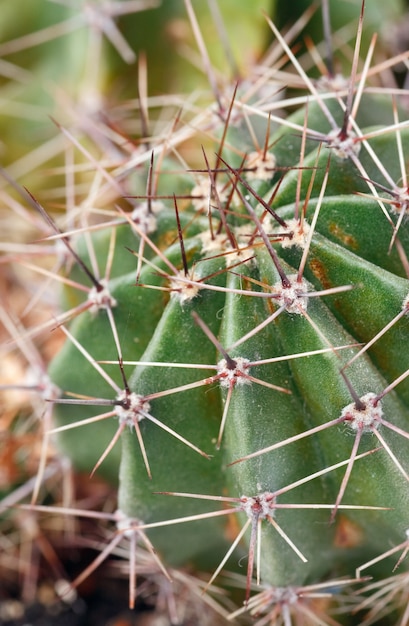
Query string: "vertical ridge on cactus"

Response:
xmin=1 ymin=0 xmax=409 ymax=623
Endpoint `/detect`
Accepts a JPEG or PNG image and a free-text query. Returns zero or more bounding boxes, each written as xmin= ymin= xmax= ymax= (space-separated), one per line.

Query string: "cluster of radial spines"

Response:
xmin=228 ymin=577 xmax=360 ymax=626
xmin=12 ymin=500 xmax=234 ymax=621
xmin=354 ymin=528 xmax=409 ymax=625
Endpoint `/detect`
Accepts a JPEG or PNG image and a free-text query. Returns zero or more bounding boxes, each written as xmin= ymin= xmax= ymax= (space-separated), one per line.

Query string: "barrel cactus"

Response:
xmin=2 ymin=0 xmax=409 ymax=624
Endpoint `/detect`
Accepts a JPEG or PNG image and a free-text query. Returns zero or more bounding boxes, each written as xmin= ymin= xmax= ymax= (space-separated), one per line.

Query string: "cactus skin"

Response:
xmin=3 ymin=1 xmax=409 ymax=623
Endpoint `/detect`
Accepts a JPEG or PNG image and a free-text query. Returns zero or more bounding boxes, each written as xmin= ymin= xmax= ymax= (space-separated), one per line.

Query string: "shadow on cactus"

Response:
xmin=1 ymin=0 xmax=409 ymax=624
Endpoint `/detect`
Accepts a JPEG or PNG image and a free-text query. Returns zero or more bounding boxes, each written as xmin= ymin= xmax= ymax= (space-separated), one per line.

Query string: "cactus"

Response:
xmin=1 ymin=1 xmax=409 ymax=624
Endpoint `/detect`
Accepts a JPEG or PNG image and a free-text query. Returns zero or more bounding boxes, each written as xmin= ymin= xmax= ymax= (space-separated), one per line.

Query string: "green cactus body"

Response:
xmin=49 ymin=82 xmax=409 ymax=603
